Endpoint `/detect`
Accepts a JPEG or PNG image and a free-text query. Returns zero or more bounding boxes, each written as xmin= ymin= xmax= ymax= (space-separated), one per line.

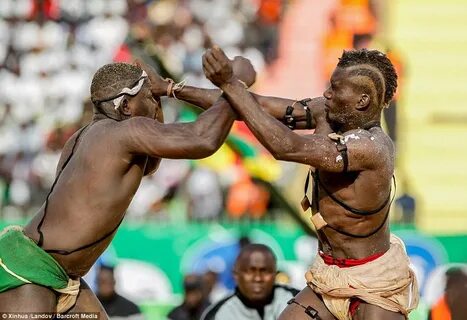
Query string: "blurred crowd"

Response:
xmin=0 ymin=0 xmax=284 ymax=220
xmin=322 ymin=0 xmax=406 ymax=148
xmin=0 ymin=0 xmax=414 ymax=225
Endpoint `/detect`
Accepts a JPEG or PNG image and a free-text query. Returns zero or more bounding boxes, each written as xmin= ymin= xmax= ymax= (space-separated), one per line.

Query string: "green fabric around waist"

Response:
xmin=0 ymin=226 xmax=69 ymax=293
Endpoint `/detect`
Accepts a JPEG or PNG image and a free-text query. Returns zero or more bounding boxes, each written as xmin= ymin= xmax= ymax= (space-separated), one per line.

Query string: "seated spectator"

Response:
xmin=96 ymin=265 xmax=143 ymax=319
xmin=168 ymin=274 xmax=210 ymax=320
xmin=428 ymin=267 xmax=467 ymax=320
xmin=201 ymin=244 xmax=298 ymax=320
xmin=202 ymin=270 xmax=230 ymax=304
xmin=394 ymin=180 xmax=417 ymax=225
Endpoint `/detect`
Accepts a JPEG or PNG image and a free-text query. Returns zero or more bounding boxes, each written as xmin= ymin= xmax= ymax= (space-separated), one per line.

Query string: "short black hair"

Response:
xmin=183 ymin=274 xmax=204 ymax=292
xmin=446 ymin=267 xmax=467 ymax=281
xmin=337 ymin=49 xmax=397 ymax=106
xmin=235 ymin=243 xmax=276 ymax=269
xmin=99 ymin=264 xmax=115 ymax=274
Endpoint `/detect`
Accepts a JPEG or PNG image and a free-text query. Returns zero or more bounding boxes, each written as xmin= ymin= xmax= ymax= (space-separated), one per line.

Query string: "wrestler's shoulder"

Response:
xmin=343 ymin=129 xmax=394 ymax=164
xmin=343 ymin=127 xmax=391 ymax=145
xmin=81 ymin=119 xmax=130 ymax=146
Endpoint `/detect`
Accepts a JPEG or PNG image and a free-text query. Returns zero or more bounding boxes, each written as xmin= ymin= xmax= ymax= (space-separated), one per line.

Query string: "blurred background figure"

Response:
xmin=201 ymin=270 xmax=229 ymax=304
xmin=97 ymin=265 xmax=144 ymax=319
xmin=394 ymin=180 xmax=417 ymax=225
xmin=428 ymin=268 xmax=467 ymax=320
xmin=226 ymin=174 xmax=271 ymax=221
xmin=167 ymin=274 xmax=210 ymax=320
xmin=201 ymin=243 xmax=298 ymax=320
xmin=185 ymin=167 xmax=223 ymax=221
xmin=383 ymin=45 xmax=405 ymax=148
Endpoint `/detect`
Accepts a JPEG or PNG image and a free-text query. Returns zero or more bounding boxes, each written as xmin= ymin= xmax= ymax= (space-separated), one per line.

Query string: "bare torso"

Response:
xmin=312 ymin=110 xmax=394 ymax=259
xmin=23 ymin=119 xmax=160 ymax=277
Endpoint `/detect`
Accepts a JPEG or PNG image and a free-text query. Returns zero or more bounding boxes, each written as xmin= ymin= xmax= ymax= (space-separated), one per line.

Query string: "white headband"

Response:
xmin=113 ymin=70 xmax=148 ymax=110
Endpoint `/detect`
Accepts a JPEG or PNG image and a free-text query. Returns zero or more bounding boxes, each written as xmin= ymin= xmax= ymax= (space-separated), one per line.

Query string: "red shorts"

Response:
xmin=319 ymin=251 xmax=385 ymax=316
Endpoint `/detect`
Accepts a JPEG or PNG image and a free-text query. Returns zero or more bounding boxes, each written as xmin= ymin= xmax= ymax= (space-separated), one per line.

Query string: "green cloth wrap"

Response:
xmin=0 ymin=226 xmax=69 ymax=293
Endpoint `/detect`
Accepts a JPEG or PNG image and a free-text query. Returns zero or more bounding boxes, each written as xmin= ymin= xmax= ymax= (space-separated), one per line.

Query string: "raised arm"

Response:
xmin=136 ymin=59 xmax=323 ymax=130
xmin=172 ymin=86 xmax=324 ymax=129
xmin=202 ymin=47 xmax=387 ymax=172
xmin=118 ymin=97 xmax=236 ymax=159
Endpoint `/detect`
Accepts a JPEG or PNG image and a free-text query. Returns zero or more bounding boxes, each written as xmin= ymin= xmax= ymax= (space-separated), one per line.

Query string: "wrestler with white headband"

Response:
xmin=90 ymin=69 xmax=156 ymax=121
xmin=111 ymin=70 xmax=148 ymax=110
xmin=0 ymin=58 xmax=260 ymax=315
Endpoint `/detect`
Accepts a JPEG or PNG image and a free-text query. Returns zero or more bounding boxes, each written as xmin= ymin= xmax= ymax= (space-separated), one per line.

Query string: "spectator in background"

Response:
xmin=168 ymin=274 xmax=210 ymax=320
xmin=251 ymin=0 xmax=283 ymax=64
xmin=201 ymin=244 xmax=298 ymax=320
xmin=428 ymin=268 xmax=467 ymax=320
xmin=96 ymin=265 xmax=144 ymax=319
xmin=322 ymin=11 xmax=353 ymax=82
xmin=202 ymin=270 xmax=230 ymax=304
xmin=334 ymin=0 xmax=378 ymax=36
xmin=322 ymin=0 xmax=379 ymax=84
xmin=186 ymin=167 xmax=223 ymax=221
xmin=384 ymin=46 xmax=405 ymax=147
xmin=395 ymin=180 xmax=416 ymax=225
xmin=226 ymin=174 xmax=271 ymax=220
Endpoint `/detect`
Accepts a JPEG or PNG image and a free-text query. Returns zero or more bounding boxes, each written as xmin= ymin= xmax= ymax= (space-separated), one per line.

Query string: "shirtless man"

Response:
xmin=196 ymin=47 xmax=418 ymax=320
xmin=0 ymin=58 xmax=256 ymax=315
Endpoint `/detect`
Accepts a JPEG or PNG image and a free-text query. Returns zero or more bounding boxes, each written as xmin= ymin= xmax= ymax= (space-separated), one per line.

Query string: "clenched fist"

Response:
xmin=232 ymin=56 xmax=256 ymax=88
xmin=202 ymin=46 xmax=235 ymax=88
xmin=135 ymin=59 xmax=170 ymax=97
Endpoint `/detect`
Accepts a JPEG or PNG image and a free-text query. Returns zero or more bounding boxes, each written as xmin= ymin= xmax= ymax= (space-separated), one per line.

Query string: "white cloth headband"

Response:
xmin=113 ymin=70 xmax=148 ymax=110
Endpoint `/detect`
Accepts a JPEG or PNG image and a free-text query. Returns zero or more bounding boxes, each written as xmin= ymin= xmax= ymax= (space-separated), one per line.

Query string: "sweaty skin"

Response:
xmin=144 ymin=55 xmax=322 ymax=130
xmin=202 ymin=47 xmax=400 ymax=320
xmin=0 ymin=63 xmax=239 ymax=315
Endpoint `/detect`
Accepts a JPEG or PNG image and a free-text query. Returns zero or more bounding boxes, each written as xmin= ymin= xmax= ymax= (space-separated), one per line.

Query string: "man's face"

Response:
xmin=323 ymin=67 xmax=361 ymax=126
xmin=234 ymin=251 xmax=276 ymax=303
xmin=128 ymin=83 xmax=164 ymax=122
xmin=97 ymin=269 xmax=115 ymax=299
xmin=185 ymin=289 xmax=204 ymax=310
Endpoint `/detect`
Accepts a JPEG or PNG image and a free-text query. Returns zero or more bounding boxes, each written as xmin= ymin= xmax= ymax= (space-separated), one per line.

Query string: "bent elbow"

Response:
xmin=270 ymin=149 xmax=286 ymax=161
xmin=204 ymin=141 xmax=219 ymax=157
xmin=197 ymin=138 xmax=219 ymax=158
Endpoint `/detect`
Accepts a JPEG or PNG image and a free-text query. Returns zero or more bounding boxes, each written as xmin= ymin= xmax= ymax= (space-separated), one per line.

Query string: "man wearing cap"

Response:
xmin=0 ymin=59 xmax=255 ymax=316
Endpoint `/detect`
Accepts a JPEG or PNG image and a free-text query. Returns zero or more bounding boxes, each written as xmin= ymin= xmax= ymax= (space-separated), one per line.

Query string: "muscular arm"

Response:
xmin=220 ymin=80 xmax=385 ymax=172
xmin=119 ymin=97 xmax=236 ymax=159
xmin=175 ymin=85 xmax=324 ymax=130
xmin=137 ymin=58 xmax=322 ymax=129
